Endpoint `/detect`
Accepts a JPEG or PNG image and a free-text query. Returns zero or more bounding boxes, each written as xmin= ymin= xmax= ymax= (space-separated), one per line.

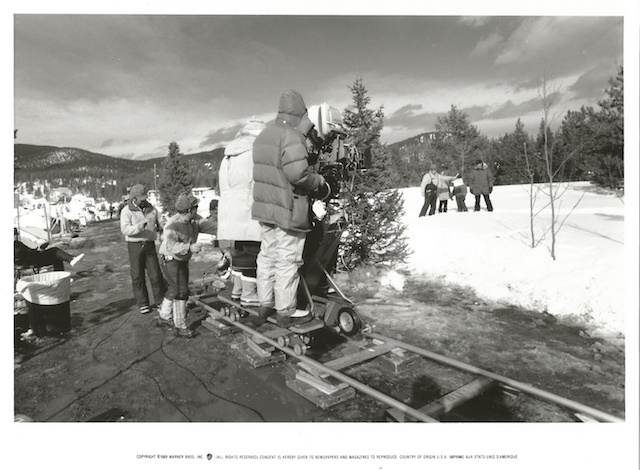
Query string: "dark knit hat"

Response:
xmin=278 ymin=89 xmax=307 ymax=118
xmin=475 ymin=159 xmax=483 ymax=165
xmin=175 ymin=193 xmax=199 ymax=212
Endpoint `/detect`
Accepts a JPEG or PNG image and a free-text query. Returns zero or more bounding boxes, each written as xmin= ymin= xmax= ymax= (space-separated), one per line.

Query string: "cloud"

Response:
xmin=483 ymin=98 xmax=542 ymax=120
xmin=494 ymin=17 xmax=622 ymax=72
xmin=385 ymin=104 xmax=441 ymax=133
xmin=385 ymin=103 xmax=492 ymax=141
xmin=200 ymin=124 xmax=243 ymax=149
xmin=471 ymin=32 xmax=503 ymax=58
xmin=459 ymin=17 xmax=490 ymax=28
xmin=569 ymin=66 xmax=616 ymax=101
xmin=100 ymin=139 xmax=116 ymax=148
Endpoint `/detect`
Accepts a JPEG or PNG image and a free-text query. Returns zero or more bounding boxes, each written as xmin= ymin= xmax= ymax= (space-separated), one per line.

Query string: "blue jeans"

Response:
xmin=127 ymin=241 xmax=165 ymax=307
xmin=161 ymin=258 xmax=190 ymax=301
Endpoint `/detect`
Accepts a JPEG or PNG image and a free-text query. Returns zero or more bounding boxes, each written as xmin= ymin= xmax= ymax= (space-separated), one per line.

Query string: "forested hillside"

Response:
xmin=14 ymin=68 xmax=623 ymax=202
xmin=386 ymin=67 xmax=623 ymax=191
xmin=14 ymin=144 xmax=225 ymax=201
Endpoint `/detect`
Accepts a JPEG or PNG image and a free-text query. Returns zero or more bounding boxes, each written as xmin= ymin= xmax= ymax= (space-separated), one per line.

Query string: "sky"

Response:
xmin=9 ymin=3 xmax=632 ymax=160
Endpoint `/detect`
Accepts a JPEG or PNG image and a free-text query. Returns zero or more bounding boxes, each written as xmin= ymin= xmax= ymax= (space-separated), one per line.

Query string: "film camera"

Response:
xmin=307 ymin=103 xmax=364 ymax=200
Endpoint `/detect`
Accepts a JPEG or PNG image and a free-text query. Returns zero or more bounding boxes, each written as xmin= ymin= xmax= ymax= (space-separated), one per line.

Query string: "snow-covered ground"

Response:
xmin=395 ymin=182 xmax=626 ymax=341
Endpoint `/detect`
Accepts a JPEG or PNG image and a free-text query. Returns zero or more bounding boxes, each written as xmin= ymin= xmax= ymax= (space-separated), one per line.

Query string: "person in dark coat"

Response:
xmin=14 ymin=229 xmax=84 ymax=272
xmin=466 ymin=159 xmax=495 ymax=212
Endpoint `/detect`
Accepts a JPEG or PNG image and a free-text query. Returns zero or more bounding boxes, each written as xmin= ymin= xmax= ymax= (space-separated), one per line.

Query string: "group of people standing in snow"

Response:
xmin=419 ymin=159 xmax=494 ymax=217
xmin=121 ymin=89 xmax=334 ymax=337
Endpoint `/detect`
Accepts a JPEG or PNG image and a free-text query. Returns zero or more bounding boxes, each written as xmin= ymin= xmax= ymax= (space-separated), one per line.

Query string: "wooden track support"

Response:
xmin=387 ymin=377 xmax=496 ymax=422
xmin=376 ymin=348 xmax=421 ymax=374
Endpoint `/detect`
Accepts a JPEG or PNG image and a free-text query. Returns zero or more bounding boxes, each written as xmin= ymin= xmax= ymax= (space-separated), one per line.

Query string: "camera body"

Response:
xmin=307 ymin=103 xmax=364 ymax=200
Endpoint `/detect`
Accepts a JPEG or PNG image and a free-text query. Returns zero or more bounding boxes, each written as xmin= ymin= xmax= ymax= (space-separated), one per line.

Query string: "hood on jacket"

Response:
xmin=224 ymin=118 xmax=266 ymax=157
xmin=276 ymin=89 xmax=307 ymax=128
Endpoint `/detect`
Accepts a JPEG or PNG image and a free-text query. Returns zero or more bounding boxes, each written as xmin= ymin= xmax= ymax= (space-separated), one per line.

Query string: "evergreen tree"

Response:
xmin=590 ymin=66 xmax=624 ymax=189
xmin=555 ymin=107 xmax=599 ymax=181
xmin=158 ymin=142 xmax=192 ymax=214
xmin=340 ymin=78 xmax=410 ymax=269
xmin=433 ymin=105 xmax=482 ymax=178
xmin=493 ymin=118 xmax=537 ymax=185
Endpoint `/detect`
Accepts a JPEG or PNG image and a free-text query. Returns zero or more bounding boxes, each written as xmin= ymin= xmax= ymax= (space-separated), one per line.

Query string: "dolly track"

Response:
xmin=190 ymin=295 xmax=623 ymax=424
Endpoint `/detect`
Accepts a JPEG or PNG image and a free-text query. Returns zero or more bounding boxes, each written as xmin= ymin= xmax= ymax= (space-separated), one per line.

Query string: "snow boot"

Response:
xmin=155 ymin=298 xmax=174 ymax=329
xmin=173 ymin=300 xmax=194 ymax=338
xmin=240 ymin=275 xmax=260 ymax=308
xmin=258 ymin=306 xmax=276 ymax=321
xmin=231 ymin=270 xmax=242 ymax=301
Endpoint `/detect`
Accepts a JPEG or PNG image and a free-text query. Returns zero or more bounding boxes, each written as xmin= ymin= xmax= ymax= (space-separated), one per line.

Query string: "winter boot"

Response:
xmin=173 ymin=300 xmax=194 ymax=338
xmin=155 ymin=297 xmax=174 ymax=329
xmin=240 ymin=275 xmax=260 ymax=308
xmin=290 ymin=309 xmax=313 ymax=325
xmin=258 ymin=305 xmax=276 ymax=321
xmin=231 ymin=270 xmax=242 ymax=301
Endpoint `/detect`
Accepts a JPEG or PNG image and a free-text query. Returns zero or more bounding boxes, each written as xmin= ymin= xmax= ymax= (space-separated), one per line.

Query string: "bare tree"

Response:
xmin=523 ymin=142 xmax=545 ymax=248
xmin=537 ymin=75 xmax=589 ymax=260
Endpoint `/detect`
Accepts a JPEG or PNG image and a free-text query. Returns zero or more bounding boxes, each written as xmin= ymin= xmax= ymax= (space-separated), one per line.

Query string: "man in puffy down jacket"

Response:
xmin=251 ymin=89 xmax=331 ymax=328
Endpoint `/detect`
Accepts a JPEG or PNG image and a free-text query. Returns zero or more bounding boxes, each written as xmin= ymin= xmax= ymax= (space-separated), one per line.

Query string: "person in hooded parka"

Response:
xmin=218 ymin=118 xmax=266 ymax=309
xmin=251 ymin=90 xmax=331 ymax=328
xmin=467 ymin=159 xmax=495 ymax=212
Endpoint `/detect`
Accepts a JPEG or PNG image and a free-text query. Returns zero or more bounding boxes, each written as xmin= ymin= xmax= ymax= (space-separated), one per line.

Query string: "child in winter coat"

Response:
xmin=451 ymin=177 xmax=468 ymax=212
xmin=437 ymin=177 xmax=453 ymax=213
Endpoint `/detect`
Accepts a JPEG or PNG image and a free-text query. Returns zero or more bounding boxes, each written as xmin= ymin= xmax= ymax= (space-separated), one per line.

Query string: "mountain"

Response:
xmin=13 ymin=130 xmax=435 ymax=200
xmin=14 ymin=144 xmax=226 ymax=200
xmin=385 ymin=131 xmax=441 ymax=154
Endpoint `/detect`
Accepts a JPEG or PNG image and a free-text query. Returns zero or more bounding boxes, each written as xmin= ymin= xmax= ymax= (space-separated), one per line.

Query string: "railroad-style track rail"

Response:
xmin=189 ymin=295 xmax=623 ymax=424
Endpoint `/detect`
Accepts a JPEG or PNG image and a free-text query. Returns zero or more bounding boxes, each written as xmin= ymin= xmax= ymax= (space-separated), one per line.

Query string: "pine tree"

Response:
xmin=494 ymin=118 xmax=537 ymax=185
xmin=158 ymin=142 xmax=192 ymax=215
xmin=590 ymin=66 xmax=624 ymax=189
xmin=433 ymin=105 xmax=482 ymax=178
xmin=340 ymin=78 xmax=410 ymax=269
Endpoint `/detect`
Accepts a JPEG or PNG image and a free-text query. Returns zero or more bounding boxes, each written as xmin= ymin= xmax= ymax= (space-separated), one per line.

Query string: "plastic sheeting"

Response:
xmin=16 ymin=271 xmax=71 ymax=306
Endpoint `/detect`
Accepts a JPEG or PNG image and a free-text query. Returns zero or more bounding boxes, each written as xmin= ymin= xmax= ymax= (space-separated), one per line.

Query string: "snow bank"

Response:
xmin=397 ymin=182 xmax=625 ymax=340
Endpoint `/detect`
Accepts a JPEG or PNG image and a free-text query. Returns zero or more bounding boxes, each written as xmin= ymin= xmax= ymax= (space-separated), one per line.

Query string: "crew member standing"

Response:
xmin=120 ymin=184 xmax=165 ymax=315
xmin=251 ymin=89 xmax=331 ymax=328
xmin=218 ymin=118 xmax=266 ymax=309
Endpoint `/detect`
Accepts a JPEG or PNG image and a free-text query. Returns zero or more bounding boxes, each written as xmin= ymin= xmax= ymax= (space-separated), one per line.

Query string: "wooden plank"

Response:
xmin=246 ymin=337 xmax=275 ymax=358
xmin=238 ymin=345 xmax=287 ymax=368
xmin=286 ymin=379 xmax=356 ymax=410
xmin=299 ymin=342 xmax=397 ymax=377
xmin=377 ymin=349 xmax=421 ymax=374
xmin=387 ymin=377 xmax=496 ymax=422
xmin=295 ymin=370 xmax=349 ymax=394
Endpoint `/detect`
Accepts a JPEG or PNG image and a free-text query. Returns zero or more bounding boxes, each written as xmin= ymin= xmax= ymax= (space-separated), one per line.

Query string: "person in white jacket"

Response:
xmin=217 ymin=118 xmax=266 ymax=309
xmin=120 ymin=184 xmax=165 ymax=315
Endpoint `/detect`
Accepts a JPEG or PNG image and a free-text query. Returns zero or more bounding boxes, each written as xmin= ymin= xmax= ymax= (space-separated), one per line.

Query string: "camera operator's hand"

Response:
xmin=313 ymin=181 xmax=333 ymax=202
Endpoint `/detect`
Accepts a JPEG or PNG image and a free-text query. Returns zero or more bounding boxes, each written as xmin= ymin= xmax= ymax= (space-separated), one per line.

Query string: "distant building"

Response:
xmin=192 ymin=187 xmax=218 ymax=219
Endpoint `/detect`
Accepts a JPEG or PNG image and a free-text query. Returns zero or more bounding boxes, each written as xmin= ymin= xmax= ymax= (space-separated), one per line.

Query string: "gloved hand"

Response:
xmin=311 ymin=181 xmax=332 ymax=202
xmin=138 ymin=199 xmax=153 ymax=214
